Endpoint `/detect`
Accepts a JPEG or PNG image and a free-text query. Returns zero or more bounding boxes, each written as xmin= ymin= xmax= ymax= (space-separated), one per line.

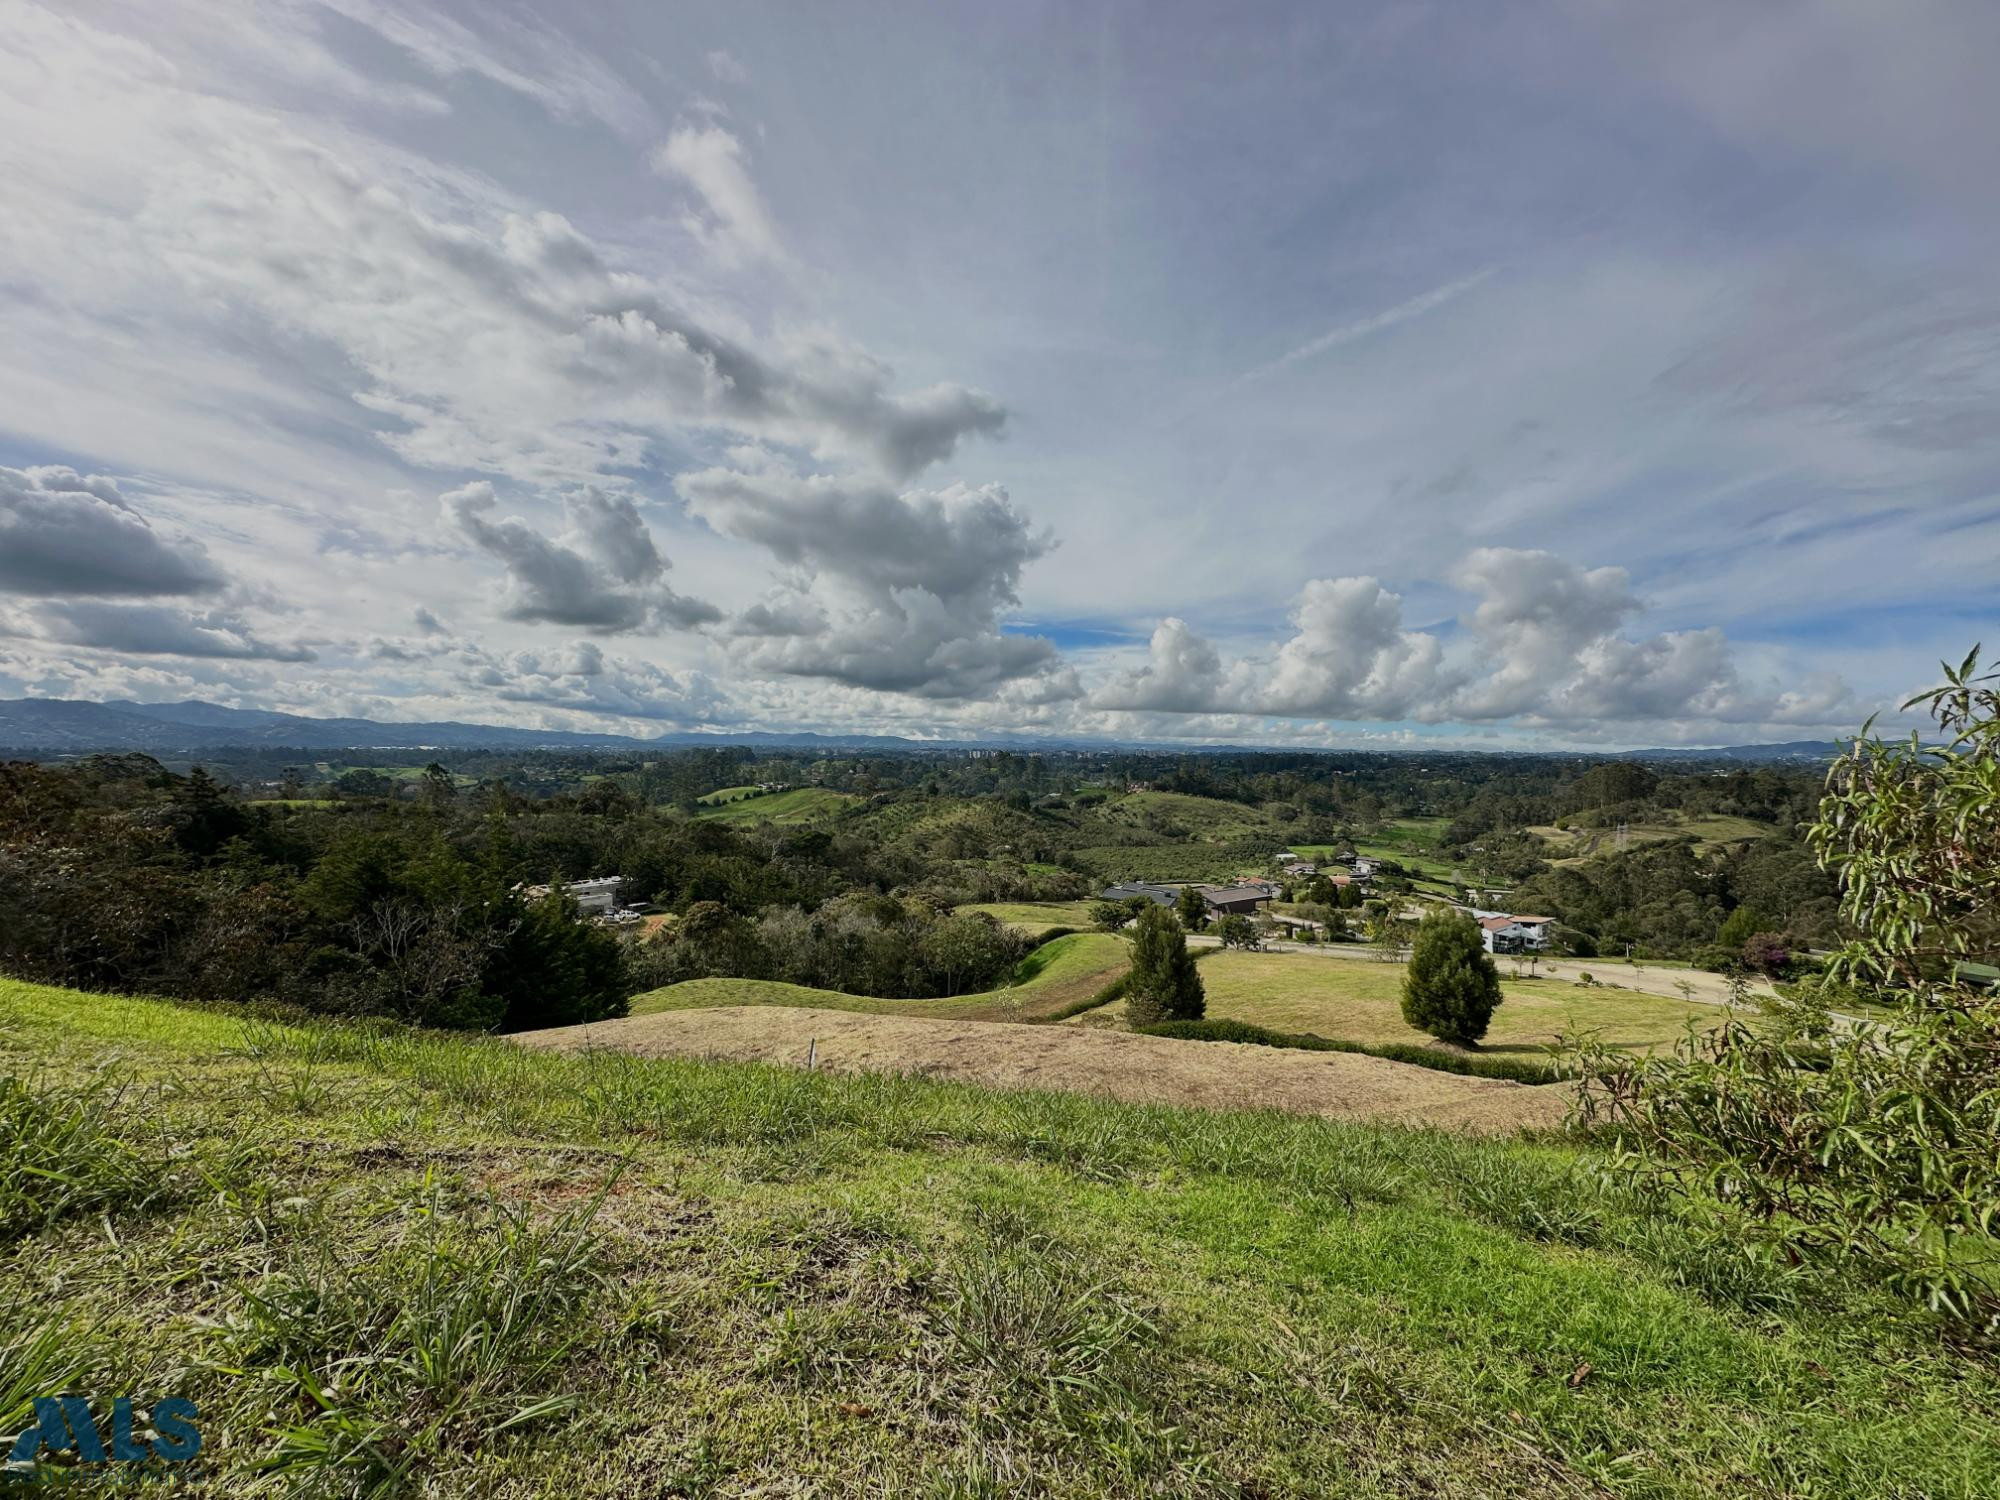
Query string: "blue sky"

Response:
xmin=0 ymin=0 xmax=1994 ymax=746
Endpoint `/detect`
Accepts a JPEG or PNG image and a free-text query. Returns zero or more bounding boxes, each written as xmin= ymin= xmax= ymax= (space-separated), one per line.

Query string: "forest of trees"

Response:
xmin=0 ymin=738 xmax=1852 ymax=1030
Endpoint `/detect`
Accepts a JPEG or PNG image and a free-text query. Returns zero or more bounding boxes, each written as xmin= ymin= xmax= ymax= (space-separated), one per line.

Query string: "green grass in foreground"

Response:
xmin=1112 ymin=950 xmax=1721 ymax=1057
xmin=630 ymin=931 xmax=1132 ymax=1023
xmin=2 ymin=976 xmax=1995 ymax=1496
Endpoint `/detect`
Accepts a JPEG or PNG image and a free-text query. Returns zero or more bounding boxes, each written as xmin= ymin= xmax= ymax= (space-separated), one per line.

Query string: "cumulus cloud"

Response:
xmin=463 ymin=641 xmax=726 ymax=724
xmin=1094 ymin=549 xmax=1850 ymax=730
xmin=1096 ymin=578 xmax=1450 ymax=719
xmin=0 ymin=466 xmax=225 ymax=598
xmin=37 ymin=602 xmax=315 ymax=662
xmin=1448 ymin=548 xmax=1638 ymax=719
xmin=680 ymin=466 xmax=1065 ymax=698
xmin=442 ymin=482 xmax=720 ymax=634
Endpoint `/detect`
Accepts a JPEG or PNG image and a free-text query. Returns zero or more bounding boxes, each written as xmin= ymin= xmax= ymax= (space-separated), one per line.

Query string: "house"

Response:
xmin=1474 ymin=912 xmax=1555 ymax=954
xmin=1277 ymin=857 xmax=1318 ymax=877
xmin=514 ymin=875 xmax=625 ymax=916
xmin=1239 ymin=877 xmax=1283 ymax=899
xmin=1100 ymin=882 xmax=1177 ymax=908
xmin=1267 ymin=913 xmax=1326 ymax=936
xmin=1199 ymin=884 xmax=1274 ymax=918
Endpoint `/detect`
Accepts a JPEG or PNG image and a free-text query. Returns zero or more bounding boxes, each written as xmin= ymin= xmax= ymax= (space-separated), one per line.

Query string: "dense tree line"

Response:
xmin=0 ymin=754 xmax=1064 ymax=1027
xmin=628 ymin=894 xmax=1030 ymax=997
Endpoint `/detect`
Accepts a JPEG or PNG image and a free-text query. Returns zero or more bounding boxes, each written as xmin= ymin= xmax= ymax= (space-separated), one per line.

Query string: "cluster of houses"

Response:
xmin=1276 ymin=851 xmax=1382 ymax=881
xmin=1100 ymin=850 xmax=1385 ymax=927
xmin=511 ymin=875 xmax=645 ymax=926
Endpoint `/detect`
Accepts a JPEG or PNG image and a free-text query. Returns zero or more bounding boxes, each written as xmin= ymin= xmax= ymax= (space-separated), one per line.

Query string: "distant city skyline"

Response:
xmin=3 ymin=2 xmax=1994 ymax=748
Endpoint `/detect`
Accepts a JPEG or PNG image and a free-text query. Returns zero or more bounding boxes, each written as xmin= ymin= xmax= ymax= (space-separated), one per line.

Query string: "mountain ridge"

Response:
xmin=0 ymin=696 xmax=1841 ymax=760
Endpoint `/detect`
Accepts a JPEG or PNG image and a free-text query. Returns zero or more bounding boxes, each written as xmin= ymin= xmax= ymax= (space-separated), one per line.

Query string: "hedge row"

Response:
xmin=1133 ymin=1017 xmax=1561 ymax=1085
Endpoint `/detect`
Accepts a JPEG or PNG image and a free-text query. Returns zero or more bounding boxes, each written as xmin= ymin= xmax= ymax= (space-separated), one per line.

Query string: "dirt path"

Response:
xmin=517 ymin=1006 xmax=1571 ymax=1134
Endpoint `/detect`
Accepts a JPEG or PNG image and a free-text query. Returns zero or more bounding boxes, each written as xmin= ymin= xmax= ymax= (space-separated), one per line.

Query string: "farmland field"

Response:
xmin=1095 ymin=790 xmax=1281 ymax=840
xmin=690 ymin=786 xmax=859 ymax=824
xmin=1067 ymin=842 xmax=1275 ymax=884
xmin=1084 ymin=949 xmax=1719 ymax=1057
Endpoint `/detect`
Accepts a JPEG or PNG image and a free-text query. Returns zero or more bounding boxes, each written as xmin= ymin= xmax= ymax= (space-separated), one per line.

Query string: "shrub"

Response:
xmin=1399 ymin=910 xmax=1502 ymax=1046
xmin=1216 ymin=915 xmax=1257 ymax=949
xmin=1576 ymin=647 xmax=2000 ymax=1338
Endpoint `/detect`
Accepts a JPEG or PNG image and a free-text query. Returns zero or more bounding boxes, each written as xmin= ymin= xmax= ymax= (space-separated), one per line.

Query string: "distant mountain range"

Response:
xmin=0 ymin=696 xmax=1841 ymax=761
xmin=0 ymin=698 xmax=921 ymax=754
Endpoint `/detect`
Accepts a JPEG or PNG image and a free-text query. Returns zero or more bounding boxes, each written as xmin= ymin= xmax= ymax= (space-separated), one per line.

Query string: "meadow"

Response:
xmin=4 ymin=976 xmax=1995 ymax=1496
xmin=1114 ymin=949 xmax=1720 ymax=1057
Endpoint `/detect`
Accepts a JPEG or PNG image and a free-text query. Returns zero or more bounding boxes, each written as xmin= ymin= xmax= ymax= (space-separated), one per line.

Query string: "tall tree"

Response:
xmin=1175 ymin=884 xmax=1209 ymax=932
xmin=1126 ymin=905 xmax=1205 ymax=1025
xmin=1400 ymin=909 xmax=1503 ymax=1046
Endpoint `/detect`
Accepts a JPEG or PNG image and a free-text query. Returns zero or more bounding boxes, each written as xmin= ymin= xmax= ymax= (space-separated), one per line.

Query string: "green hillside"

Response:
xmin=632 ymin=931 xmax=1129 ymax=1023
xmin=690 ymin=786 xmax=859 ymax=824
xmin=954 ymin=899 xmax=1102 ymax=934
xmin=1526 ymin=813 xmax=1777 ymax=864
xmin=5 ymin=976 xmax=1994 ymax=1496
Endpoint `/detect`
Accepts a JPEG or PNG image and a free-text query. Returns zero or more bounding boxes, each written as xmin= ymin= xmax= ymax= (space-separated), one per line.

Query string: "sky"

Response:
xmin=2 ymin=0 xmax=1995 ymax=750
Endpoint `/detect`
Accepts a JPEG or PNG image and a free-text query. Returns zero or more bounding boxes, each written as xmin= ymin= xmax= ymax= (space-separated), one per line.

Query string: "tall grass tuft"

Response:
xmin=210 ymin=1186 xmax=614 ymax=1496
xmin=0 ymin=1070 xmax=165 ymax=1236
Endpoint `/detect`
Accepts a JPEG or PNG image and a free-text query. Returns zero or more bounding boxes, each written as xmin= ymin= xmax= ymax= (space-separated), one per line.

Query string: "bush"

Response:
xmin=1400 ymin=910 xmax=1503 ymax=1046
xmin=1216 ymin=915 xmax=1257 ymax=949
xmin=1576 ymin=647 xmax=2000 ymax=1338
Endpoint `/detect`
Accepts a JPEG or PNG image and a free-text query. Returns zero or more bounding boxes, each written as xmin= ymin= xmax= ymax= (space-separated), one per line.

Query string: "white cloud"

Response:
xmin=652 ymin=124 xmax=785 ymax=267
xmin=1094 ymin=549 xmax=1851 ymax=731
xmin=704 ymin=49 xmax=749 ymax=85
xmin=680 ymin=466 xmax=1064 ymax=699
xmin=442 ymin=482 xmax=720 ymax=634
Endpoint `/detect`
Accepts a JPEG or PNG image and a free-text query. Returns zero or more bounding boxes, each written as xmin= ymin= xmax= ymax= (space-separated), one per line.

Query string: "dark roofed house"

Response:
xmin=1200 ymin=884 xmax=1273 ymax=917
xmin=1101 ymin=882 xmax=1177 ymax=908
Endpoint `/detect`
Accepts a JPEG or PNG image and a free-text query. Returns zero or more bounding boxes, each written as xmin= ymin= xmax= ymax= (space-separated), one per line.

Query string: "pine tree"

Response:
xmin=1400 ymin=909 xmax=1503 ymax=1046
xmin=1175 ymin=884 xmax=1208 ymax=932
xmin=1127 ymin=904 xmax=1205 ymax=1025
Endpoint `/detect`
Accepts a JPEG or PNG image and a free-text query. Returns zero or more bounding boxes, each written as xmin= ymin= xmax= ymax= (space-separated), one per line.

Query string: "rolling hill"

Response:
xmin=4 ymin=975 xmax=1991 ymax=1495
